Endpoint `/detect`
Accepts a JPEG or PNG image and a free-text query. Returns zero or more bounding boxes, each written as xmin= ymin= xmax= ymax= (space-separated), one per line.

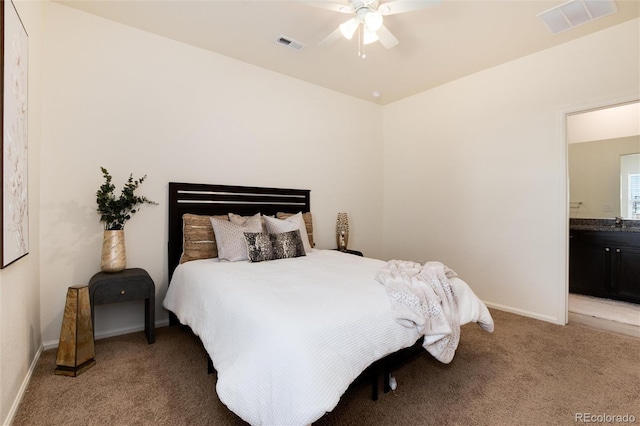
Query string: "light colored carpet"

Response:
xmin=569 ymin=293 xmax=640 ymax=326
xmin=13 ymin=309 xmax=640 ymax=425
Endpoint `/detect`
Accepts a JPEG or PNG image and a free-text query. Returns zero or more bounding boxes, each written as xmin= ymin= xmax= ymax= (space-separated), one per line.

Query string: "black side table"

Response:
xmin=89 ymin=268 xmax=155 ymax=344
xmin=334 ymin=249 xmax=364 ymax=257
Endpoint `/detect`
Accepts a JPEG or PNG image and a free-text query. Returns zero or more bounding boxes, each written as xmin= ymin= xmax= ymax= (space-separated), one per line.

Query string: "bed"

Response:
xmin=163 ymin=182 xmax=493 ymax=426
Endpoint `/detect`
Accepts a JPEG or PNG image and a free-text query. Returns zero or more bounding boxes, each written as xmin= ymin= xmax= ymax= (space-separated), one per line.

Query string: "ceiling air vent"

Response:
xmin=275 ymin=35 xmax=305 ymax=52
xmin=537 ymin=0 xmax=618 ymax=34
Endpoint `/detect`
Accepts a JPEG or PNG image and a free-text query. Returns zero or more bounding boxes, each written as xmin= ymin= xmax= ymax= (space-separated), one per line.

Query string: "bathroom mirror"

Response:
xmin=620 ymin=153 xmax=640 ymax=219
xmin=568 ymin=102 xmax=640 ymax=220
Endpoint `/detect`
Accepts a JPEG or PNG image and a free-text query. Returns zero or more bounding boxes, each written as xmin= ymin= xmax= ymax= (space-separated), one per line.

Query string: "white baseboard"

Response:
xmin=483 ymin=301 xmax=563 ymax=325
xmin=42 ymin=319 xmax=170 ymax=351
xmin=3 ymin=344 xmax=43 ymax=426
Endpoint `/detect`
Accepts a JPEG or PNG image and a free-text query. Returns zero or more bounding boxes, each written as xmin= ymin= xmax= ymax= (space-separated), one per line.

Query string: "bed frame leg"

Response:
xmin=207 ymin=355 xmax=214 ymax=374
xmin=169 ymin=312 xmax=179 ymax=326
xmin=383 ymin=366 xmax=391 ymax=393
xmin=371 ymin=369 xmax=379 ymax=401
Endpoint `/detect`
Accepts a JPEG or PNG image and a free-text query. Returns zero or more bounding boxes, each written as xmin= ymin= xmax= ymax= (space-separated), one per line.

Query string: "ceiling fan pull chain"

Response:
xmin=358 ymin=25 xmax=367 ymax=59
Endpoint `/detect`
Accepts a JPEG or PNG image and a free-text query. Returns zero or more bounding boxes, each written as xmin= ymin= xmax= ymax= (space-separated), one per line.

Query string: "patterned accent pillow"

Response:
xmin=180 ymin=213 xmax=229 ymax=264
xmin=265 ymin=213 xmax=312 ymax=253
xmin=244 ymin=230 xmax=306 ymax=262
xmin=276 ymin=212 xmax=314 ymax=249
xmin=243 ymin=232 xmax=274 ymax=262
xmin=211 ymin=215 xmax=262 ymax=261
xmin=271 ymin=230 xmax=306 ymax=259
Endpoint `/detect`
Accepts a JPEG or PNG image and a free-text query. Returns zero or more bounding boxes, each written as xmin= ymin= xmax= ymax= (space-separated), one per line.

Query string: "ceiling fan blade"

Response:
xmin=376 ymin=24 xmax=399 ymax=49
xmin=304 ymin=1 xmax=354 ymax=14
xmin=378 ymin=0 xmax=441 ymax=16
xmin=318 ymin=27 xmax=344 ymax=47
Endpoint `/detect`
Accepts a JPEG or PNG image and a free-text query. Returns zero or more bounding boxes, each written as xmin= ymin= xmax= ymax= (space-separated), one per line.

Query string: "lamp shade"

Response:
xmin=340 ymin=18 xmax=359 ymax=40
xmin=364 ymin=10 xmax=383 ymax=32
xmin=363 ymin=27 xmax=379 ymax=45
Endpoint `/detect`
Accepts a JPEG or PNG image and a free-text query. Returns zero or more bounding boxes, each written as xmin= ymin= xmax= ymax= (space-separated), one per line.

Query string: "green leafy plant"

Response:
xmin=96 ymin=167 xmax=158 ymax=230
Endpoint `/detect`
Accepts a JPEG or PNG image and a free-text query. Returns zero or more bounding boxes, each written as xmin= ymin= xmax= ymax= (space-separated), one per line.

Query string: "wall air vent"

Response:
xmin=275 ymin=35 xmax=305 ymax=51
xmin=537 ymin=0 xmax=618 ymax=34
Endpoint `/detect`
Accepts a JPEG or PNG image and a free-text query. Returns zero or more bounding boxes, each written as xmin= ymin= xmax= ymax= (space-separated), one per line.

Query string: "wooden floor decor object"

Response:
xmin=55 ymin=284 xmax=96 ymax=376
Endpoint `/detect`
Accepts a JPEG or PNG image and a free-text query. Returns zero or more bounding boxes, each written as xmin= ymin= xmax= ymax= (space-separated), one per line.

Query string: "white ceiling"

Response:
xmin=568 ymin=101 xmax=640 ymax=144
xmin=57 ymin=0 xmax=640 ymax=104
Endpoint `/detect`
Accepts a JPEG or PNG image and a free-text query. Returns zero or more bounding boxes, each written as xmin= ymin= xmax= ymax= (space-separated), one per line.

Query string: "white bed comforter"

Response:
xmin=163 ymin=250 xmax=493 ymax=426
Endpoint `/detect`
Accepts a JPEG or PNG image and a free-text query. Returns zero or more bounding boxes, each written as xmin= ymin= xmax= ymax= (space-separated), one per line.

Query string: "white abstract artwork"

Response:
xmin=1 ymin=0 xmax=29 ymax=267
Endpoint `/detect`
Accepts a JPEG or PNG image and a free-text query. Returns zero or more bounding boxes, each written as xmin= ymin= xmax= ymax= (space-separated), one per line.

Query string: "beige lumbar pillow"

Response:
xmin=180 ymin=213 xmax=228 ymax=264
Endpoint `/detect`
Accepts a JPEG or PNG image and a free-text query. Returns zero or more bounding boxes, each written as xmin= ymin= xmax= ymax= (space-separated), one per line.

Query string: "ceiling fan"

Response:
xmin=309 ymin=0 xmax=441 ymax=56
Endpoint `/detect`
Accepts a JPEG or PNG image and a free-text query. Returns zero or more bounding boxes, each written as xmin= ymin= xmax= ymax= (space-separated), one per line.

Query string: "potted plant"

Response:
xmin=96 ymin=167 xmax=157 ymax=272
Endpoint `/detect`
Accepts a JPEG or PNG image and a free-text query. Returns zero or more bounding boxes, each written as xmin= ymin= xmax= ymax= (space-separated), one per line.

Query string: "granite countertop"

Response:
xmin=570 ymin=218 xmax=640 ymax=233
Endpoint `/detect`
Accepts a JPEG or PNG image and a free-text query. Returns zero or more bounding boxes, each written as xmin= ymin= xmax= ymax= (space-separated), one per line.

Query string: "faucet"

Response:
xmin=614 ymin=217 xmax=623 ymax=228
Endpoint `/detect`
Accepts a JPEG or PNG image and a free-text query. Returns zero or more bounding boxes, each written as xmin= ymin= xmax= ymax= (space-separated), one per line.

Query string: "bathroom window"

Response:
xmin=621 ymin=153 xmax=640 ymax=219
xmin=629 ymin=173 xmax=640 ymax=219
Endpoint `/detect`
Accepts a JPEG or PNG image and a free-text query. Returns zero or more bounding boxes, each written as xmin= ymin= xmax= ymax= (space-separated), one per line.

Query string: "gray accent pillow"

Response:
xmin=244 ymin=230 xmax=306 ymax=262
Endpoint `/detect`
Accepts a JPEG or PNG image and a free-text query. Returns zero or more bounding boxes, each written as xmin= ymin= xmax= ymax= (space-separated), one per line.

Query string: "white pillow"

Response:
xmin=263 ymin=213 xmax=312 ymax=254
xmin=211 ymin=215 xmax=262 ymax=261
xmin=229 ymin=212 xmax=267 ymax=232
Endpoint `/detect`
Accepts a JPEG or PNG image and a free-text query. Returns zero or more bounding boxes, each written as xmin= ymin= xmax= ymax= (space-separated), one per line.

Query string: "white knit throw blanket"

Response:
xmin=375 ymin=260 xmax=460 ymax=364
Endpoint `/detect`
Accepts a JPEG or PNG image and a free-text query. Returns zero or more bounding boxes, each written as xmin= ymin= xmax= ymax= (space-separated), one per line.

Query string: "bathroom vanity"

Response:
xmin=569 ymin=219 xmax=640 ymax=304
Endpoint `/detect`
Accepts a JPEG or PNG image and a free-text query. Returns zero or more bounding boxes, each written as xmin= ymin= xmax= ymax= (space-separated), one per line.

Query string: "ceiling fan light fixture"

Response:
xmin=312 ymin=0 xmax=440 ymax=55
xmin=364 ymin=10 xmax=383 ymax=31
xmin=340 ymin=18 xmax=359 ymax=39
xmin=363 ymin=27 xmax=379 ymax=44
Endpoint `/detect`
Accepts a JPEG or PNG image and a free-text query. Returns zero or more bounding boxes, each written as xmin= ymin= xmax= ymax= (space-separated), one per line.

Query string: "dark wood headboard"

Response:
xmin=168 ymin=182 xmax=311 ymax=279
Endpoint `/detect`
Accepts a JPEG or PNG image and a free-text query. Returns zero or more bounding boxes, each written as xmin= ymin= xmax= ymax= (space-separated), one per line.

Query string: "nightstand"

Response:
xmin=88 ymin=268 xmax=155 ymax=344
xmin=334 ymin=249 xmax=363 ymax=257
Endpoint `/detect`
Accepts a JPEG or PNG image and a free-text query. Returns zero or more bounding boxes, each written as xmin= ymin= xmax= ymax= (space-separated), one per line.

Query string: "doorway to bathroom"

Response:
xmin=566 ymin=100 xmax=640 ymax=337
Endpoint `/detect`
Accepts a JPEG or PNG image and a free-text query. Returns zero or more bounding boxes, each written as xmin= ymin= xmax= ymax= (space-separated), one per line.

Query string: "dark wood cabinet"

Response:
xmin=614 ymin=245 xmax=640 ymax=302
xmin=569 ymin=230 xmax=640 ymax=304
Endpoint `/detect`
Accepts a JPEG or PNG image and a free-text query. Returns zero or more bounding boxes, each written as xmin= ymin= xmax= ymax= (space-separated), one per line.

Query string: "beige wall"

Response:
xmin=382 ymin=18 xmax=639 ymax=324
xmin=1 ymin=2 xmax=638 ymax=423
xmin=38 ymin=3 xmax=384 ymax=347
xmin=0 ymin=0 xmax=44 ymax=423
xmin=569 ymin=136 xmax=640 ymax=218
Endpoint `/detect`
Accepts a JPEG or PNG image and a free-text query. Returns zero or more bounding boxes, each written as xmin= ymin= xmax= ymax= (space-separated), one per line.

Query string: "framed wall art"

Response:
xmin=1 ymin=0 xmax=29 ymax=268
